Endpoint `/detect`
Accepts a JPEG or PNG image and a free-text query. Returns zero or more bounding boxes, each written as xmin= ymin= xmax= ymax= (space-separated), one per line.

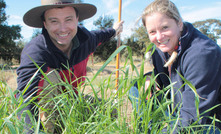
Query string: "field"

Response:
xmin=1 ymin=59 xmax=153 ymax=120
xmin=0 ymin=49 xmax=220 ymax=133
xmin=0 ymin=54 xmax=156 ymax=133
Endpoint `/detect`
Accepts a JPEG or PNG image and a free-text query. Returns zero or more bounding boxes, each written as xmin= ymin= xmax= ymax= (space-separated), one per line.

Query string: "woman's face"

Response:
xmin=144 ymin=12 xmax=183 ymax=55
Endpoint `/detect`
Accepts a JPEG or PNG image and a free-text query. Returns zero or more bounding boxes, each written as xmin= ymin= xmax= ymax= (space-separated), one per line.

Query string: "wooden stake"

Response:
xmin=115 ymin=0 xmax=122 ymax=91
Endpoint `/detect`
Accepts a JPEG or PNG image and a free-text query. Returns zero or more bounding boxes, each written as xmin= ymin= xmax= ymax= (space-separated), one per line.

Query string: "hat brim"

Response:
xmin=23 ymin=3 xmax=97 ymax=28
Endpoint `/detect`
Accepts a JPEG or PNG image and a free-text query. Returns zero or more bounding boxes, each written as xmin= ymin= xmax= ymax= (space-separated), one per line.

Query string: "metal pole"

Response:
xmin=115 ymin=0 xmax=122 ymax=90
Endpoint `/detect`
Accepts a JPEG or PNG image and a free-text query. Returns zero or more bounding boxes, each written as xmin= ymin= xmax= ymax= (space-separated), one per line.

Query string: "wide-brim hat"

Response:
xmin=23 ymin=0 xmax=97 ymax=28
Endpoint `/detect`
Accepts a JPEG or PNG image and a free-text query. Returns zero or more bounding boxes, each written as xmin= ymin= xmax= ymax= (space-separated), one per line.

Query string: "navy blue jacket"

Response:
xmin=152 ymin=22 xmax=221 ymax=129
xmin=16 ymin=26 xmax=115 ymax=100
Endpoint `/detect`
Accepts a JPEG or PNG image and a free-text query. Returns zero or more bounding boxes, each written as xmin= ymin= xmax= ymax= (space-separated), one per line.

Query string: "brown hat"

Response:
xmin=23 ymin=0 xmax=97 ymax=28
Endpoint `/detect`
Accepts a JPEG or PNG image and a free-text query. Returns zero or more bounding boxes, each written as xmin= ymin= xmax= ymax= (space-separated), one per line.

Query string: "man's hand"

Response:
xmin=113 ymin=21 xmax=124 ymax=36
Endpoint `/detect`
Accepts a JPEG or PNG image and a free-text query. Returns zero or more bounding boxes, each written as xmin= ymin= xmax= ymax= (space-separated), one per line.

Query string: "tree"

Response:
xmin=123 ymin=25 xmax=151 ymax=58
xmin=93 ymin=16 xmax=114 ymax=30
xmin=93 ymin=15 xmax=117 ymax=61
xmin=31 ymin=28 xmax=41 ymax=39
xmin=0 ymin=0 xmax=21 ymax=62
xmin=13 ymin=40 xmax=25 ymax=62
xmin=192 ymin=19 xmax=221 ymax=43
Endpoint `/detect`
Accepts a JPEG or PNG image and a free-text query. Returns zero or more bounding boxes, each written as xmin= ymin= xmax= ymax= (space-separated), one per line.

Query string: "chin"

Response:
xmin=57 ymin=41 xmax=66 ymax=46
xmin=159 ymin=48 xmax=170 ymax=53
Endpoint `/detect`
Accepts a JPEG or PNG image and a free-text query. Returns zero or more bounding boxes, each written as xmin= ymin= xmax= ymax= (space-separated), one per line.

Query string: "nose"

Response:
xmin=59 ymin=22 xmax=67 ymax=32
xmin=156 ymin=31 xmax=164 ymax=42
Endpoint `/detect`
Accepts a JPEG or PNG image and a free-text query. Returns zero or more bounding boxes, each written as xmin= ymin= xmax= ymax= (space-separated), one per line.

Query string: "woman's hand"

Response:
xmin=145 ymin=76 xmax=160 ymax=99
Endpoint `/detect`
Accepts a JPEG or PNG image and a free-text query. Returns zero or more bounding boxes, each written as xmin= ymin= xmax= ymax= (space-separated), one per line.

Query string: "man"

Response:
xmin=16 ymin=0 xmax=123 ymax=133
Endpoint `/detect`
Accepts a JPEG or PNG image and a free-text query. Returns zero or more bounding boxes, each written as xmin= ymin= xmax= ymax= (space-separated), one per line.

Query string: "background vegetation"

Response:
xmin=0 ymin=0 xmax=221 ymax=65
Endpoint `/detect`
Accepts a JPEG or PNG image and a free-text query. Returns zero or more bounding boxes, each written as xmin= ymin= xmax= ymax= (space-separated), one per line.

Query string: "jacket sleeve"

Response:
xmin=16 ymin=36 xmax=49 ymax=100
xmin=90 ymin=28 xmax=116 ymax=43
xmin=77 ymin=26 xmax=116 ymax=53
xmin=179 ymin=41 xmax=221 ymax=127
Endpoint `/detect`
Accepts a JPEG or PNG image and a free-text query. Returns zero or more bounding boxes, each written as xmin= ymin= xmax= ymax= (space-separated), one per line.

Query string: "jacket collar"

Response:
xmin=76 ymin=25 xmax=89 ymax=43
xmin=177 ymin=22 xmax=195 ymax=56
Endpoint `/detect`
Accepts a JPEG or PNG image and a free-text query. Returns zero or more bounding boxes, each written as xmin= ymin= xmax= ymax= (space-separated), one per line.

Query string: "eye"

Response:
xmin=162 ymin=26 xmax=168 ymax=30
xmin=49 ymin=19 xmax=58 ymax=24
xmin=51 ymin=20 xmax=57 ymax=23
xmin=148 ymin=30 xmax=155 ymax=35
xmin=66 ymin=17 xmax=74 ymax=22
xmin=66 ymin=19 xmax=72 ymax=22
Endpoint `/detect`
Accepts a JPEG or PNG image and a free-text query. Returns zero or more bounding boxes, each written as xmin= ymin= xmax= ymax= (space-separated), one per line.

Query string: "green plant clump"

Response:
xmin=0 ymin=46 xmax=220 ymax=134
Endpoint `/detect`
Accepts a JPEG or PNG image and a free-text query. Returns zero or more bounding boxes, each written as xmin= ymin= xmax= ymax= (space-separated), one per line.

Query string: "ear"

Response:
xmin=178 ymin=19 xmax=183 ymax=32
xmin=43 ymin=21 xmax=47 ymax=29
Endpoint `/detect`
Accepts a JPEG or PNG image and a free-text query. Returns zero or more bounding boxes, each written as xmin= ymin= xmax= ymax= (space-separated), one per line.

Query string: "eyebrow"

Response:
xmin=47 ymin=15 xmax=74 ymax=21
xmin=47 ymin=17 xmax=57 ymax=21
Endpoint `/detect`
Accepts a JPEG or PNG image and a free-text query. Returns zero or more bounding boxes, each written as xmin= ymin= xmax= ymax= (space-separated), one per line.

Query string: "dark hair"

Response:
xmin=41 ymin=7 xmax=79 ymax=22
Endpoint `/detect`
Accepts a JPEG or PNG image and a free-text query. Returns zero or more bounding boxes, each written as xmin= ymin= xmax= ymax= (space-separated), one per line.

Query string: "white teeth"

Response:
xmin=59 ymin=34 xmax=68 ymax=37
xmin=157 ymin=40 xmax=169 ymax=44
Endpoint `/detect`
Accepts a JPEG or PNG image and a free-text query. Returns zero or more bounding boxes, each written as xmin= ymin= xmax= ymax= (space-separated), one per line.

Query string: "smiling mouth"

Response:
xmin=157 ymin=40 xmax=169 ymax=45
xmin=59 ymin=33 xmax=69 ymax=37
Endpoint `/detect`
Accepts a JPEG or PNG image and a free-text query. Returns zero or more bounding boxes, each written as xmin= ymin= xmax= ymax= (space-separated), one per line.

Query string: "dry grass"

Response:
xmin=0 ymin=70 xmax=17 ymax=90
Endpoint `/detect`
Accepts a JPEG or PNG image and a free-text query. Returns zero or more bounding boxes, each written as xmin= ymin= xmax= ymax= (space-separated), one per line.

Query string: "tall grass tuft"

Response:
xmin=0 ymin=45 xmax=220 ymax=133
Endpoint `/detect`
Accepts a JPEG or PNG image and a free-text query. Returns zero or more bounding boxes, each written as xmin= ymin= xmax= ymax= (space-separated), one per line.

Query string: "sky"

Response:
xmin=5 ymin=0 xmax=221 ymax=44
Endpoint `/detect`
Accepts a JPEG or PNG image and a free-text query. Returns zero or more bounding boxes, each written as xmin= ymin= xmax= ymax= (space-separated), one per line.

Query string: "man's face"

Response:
xmin=44 ymin=6 xmax=78 ymax=51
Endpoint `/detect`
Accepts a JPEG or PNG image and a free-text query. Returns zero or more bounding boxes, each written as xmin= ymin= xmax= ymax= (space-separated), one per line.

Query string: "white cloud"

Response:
xmin=122 ymin=0 xmax=136 ymax=9
xmin=98 ymin=0 xmax=137 ymax=39
xmin=179 ymin=6 xmax=195 ymax=12
xmin=8 ymin=15 xmax=34 ymax=41
xmin=121 ymin=21 xmax=136 ymax=39
xmin=102 ymin=0 xmax=117 ymax=9
xmin=100 ymin=0 xmax=118 ymax=15
xmin=20 ymin=26 xmax=35 ymax=41
xmin=182 ymin=3 xmax=221 ymax=22
xmin=7 ymin=15 xmax=23 ymax=25
xmin=100 ymin=0 xmax=136 ymax=18
xmin=217 ymin=39 xmax=221 ymax=46
xmin=84 ymin=18 xmax=97 ymax=30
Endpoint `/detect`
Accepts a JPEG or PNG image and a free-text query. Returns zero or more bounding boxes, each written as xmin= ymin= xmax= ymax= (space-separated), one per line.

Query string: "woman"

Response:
xmin=129 ymin=0 xmax=221 ymax=133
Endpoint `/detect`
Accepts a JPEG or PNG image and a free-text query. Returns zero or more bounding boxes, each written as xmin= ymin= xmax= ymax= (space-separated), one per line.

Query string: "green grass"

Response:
xmin=0 ymin=45 xmax=220 ymax=133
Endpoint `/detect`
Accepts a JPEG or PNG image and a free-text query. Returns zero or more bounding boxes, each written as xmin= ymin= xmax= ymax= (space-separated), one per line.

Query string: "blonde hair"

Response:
xmin=142 ymin=0 xmax=181 ymax=26
xmin=164 ymin=51 xmax=178 ymax=67
xmin=142 ymin=0 xmax=182 ymax=67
